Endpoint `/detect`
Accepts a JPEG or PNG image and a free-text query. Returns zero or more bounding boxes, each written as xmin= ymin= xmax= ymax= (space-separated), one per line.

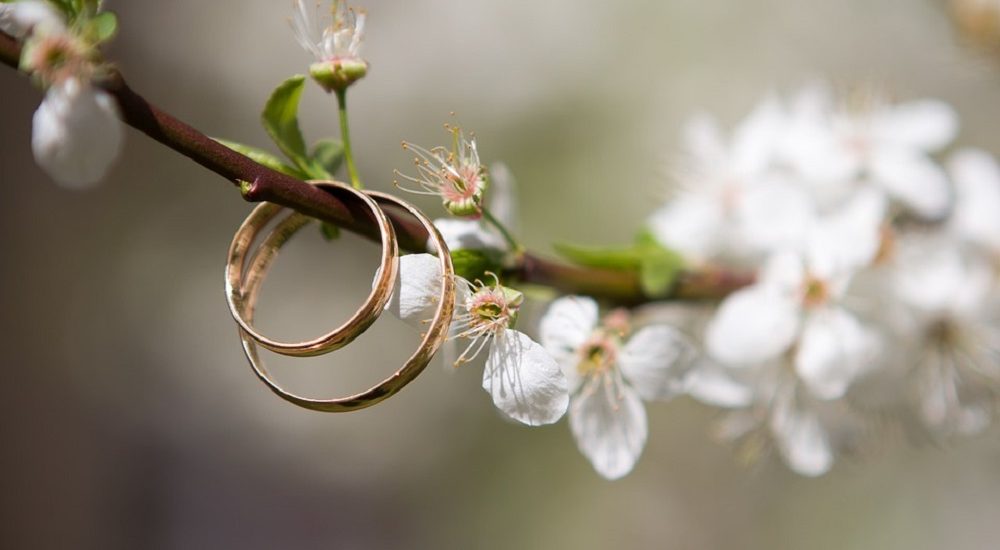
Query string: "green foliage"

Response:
xmin=261 ymin=75 xmax=345 ymax=180
xmin=214 ymin=138 xmax=307 ymax=179
xmin=451 ymin=249 xmax=503 ymax=283
xmin=310 ymin=139 xmax=345 ymax=179
xmin=82 ymin=10 xmax=116 ymax=43
xmin=319 ymin=222 xmax=341 ymax=241
xmin=262 ymin=75 xmax=314 ymax=173
xmin=555 ymin=230 xmax=684 ymax=298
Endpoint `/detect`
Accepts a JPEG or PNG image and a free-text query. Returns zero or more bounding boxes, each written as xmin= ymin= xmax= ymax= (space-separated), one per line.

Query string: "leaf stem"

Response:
xmin=335 ymin=88 xmax=362 ymax=189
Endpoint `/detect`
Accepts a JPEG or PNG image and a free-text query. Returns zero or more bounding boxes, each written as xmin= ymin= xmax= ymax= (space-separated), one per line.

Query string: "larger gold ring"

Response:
xmin=234 ymin=187 xmax=456 ymax=412
xmin=225 ymin=181 xmax=398 ymax=357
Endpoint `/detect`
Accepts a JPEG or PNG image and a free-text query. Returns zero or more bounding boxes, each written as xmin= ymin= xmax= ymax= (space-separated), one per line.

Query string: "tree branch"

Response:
xmin=0 ymin=30 xmax=752 ymax=304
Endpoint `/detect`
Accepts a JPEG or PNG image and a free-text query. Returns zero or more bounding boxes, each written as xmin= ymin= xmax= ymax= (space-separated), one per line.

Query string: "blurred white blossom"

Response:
xmin=12 ymin=2 xmax=123 ymax=188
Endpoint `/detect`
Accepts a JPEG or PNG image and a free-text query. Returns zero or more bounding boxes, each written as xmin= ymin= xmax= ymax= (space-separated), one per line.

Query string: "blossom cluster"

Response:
xmin=398 ymin=84 xmax=1000 ymax=479
xmin=656 ymin=85 xmax=1000 ymax=476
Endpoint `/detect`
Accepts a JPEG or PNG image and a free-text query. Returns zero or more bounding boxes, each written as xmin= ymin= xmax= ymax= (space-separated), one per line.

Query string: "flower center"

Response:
xmin=801 ymin=275 xmax=830 ymax=308
xmin=577 ymin=333 xmax=618 ymax=376
xmin=467 ymin=286 xmax=515 ymax=331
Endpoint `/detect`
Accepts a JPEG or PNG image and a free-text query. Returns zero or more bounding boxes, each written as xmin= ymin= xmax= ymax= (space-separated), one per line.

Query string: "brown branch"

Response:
xmin=0 ymin=30 xmax=752 ymax=304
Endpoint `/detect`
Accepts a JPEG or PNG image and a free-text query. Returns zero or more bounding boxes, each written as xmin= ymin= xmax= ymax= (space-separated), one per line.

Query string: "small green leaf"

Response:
xmin=85 ymin=11 xmax=117 ymax=43
xmin=262 ymin=75 xmax=312 ymax=171
xmin=639 ymin=249 xmax=683 ymax=298
xmin=450 ymin=249 xmax=503 ymax=282
xmin=214 ymin=138 xmax=307 ymax=178
xmin=309 ymin=139 xmax=345 ymax=179
xmin=553 ymin=242 xmax=642 ymax=270
xmin=319 ymin=222 xmax=341 ymax=241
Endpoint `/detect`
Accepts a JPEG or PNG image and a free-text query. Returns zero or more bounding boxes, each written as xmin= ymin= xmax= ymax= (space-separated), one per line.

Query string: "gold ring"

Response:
xmin=234 ymin=188 xmax=456 ymax=412
xmin=225 ymin=181 xmax=398 ymax=357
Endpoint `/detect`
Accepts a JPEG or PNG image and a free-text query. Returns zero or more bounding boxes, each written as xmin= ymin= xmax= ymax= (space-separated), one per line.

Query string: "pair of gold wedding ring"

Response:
xmin=224 ymin=181 xmax=456 ymax=412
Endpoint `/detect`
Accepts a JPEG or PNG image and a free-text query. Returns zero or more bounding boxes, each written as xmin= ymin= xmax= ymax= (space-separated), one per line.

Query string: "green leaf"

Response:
xmin=319 ymin=222 xmax=341 ymax=241
xmin=262 ymin=75 xmax=313 ymax=172
xmin=553 ymin=242 xmax=642 ymax=270
xmin=308 ymin=139 xmax=345 ymax=179
xmin=84 ymin=11 xmax=117 ymax=43
xmin=214 ymin=138 xmax=307 ymax=178
xmin=638 ymin=248 xmax=683 ymax=298
xmin=450 ymin=249 xmax=503 ymax=282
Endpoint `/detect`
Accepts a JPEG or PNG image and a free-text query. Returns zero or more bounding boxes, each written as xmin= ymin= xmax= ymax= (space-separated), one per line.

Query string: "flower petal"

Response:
xmin=425 ymin=218 xmax=505 ymax=253
xmin=569 ymin=376 xmax=648 ymax=479
xmin=705 ymin=286 xmax=800 ymax=367
xmin=948 ymin=148 xmax=1000 ymax=253
xmin=487 ymin=162 xmax=518 ymax=231
xmin=386 ymin=253 xmax=444 ymax=328
xmin=618 ymin=325 xmax=695 ymax=401
xmin=685 ymin=361 xmax=755 ymax=408
xmin=539 ymin=295 xmax=599 ymax=364
xmin=647 ymin=195 xmax=726 ymax=261
xmin=870 ymin=147 xmax=950 ymax=219
xmin=32 ymin=79 xmax=123 ymax=188
xmin=795 ymin=307 xmax=874 ymax=400
xmin=738 ymin=178 xmax=815 ymax=255
xmin=770 ymin=401 xmax=833 ymax=477
xmin=483 ymin=329 xmax=568 ymax=426
xmin=874 ymin=99 xmax=958 ymax=152
xmin=731 ymin=95 xmax=785 ymax=175
xmin=0 ymin=0 xmax=65 ymax=39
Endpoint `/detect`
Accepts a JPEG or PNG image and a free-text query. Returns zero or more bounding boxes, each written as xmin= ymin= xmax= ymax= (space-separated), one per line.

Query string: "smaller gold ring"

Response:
xmin=225 ymin=181 xmax=398 ymax=357
xmin=237 ymin=190 xmax=456 ymax=412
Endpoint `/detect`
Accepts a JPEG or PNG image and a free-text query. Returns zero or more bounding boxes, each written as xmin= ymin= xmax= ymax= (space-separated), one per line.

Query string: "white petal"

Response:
xmin=738 ymin=178 xmax=815 ymax=255
xmin=32 ymin=79 xmax=123 ymax=188
xmin=539 ymin=295 xmax=598 ymax=362
xmin=425 ymin=218 xmax=505 ymax=253
xmin=948 ymin=148 xmax=1000 ymax=253
xmin=795 ymin=308 xmax=873 ymax=400
xmin=894 ymin=238 xmax=993 ymax=317
xmin=806 ymin=188 xmax=886 ymax=277
xmin=684 ymin=361 xmax=755 ymax=408
xmin=770 ymin=402 xmax=833 ymax=477
xmin=487 ymin=162 xmax=518 ymax=231
xmin=870 ymin=147 xmax=950 ymax=219
xmin=0 ymin=0 xmax=65 ymax=39
xmin=731 ymin=95 xmax=785 ymax=175
xmin=682 ymin=113 xmax=727 ymax=167
xmin=875 ymin=100 xmax=958 ymax=152
xmin=705 ymin=286 xmax=800 ymax=367
xmin=569 ymin=375 xmax=648 ymax=479
xmin=647 ymin=195 xmax=725 ymax=261
xmin=483 ymin=329 xmax=569 ymax=426
xmin=386 ymin=253 xmax=444 ymax=328
xmin=618 ymin=325 xmax=695 ymax=401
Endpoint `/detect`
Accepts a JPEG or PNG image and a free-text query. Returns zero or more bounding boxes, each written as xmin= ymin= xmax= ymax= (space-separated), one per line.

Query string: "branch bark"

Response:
xmin=0 ymin=30 xmax=751 ymax=304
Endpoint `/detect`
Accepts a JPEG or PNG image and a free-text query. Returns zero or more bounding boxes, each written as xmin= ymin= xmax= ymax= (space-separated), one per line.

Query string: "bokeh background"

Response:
xmin=3 ymin=0 xmax=1000 ymax=548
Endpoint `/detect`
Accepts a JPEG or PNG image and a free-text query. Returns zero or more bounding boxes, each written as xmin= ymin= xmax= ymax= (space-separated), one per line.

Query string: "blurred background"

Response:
xmin=3 ymin=0 xmax=1000 ymax=548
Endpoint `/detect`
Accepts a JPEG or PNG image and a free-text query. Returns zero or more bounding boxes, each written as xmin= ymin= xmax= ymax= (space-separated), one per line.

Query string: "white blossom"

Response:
xmin=893 ymin=237 xmax=1000 ymax=435
xmin=388 ymin=254 xmax=568 ymax=426
xmin=32 ymin=76 xmax=123 ymax=189
xmin=648 ymin=98 xmax=813 ymax=262
xmin=779 ymin=85 xmax=956 ymax=218
xmin=540 ymin=296 xmax=693 ymax=479
xmin=0 ymin=0 xmax=65 ymax=39
xmin=704 ymin=189 xmax=885 ymax=401
xmin=291 ymin=0 xmax=366 ymax=63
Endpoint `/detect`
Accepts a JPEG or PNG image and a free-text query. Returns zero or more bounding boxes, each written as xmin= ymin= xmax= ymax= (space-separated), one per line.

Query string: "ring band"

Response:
xmin=231 ymin=185 xmax=456 ymax=412
xmin=225 ymin=181 xmax=398 ymax=357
